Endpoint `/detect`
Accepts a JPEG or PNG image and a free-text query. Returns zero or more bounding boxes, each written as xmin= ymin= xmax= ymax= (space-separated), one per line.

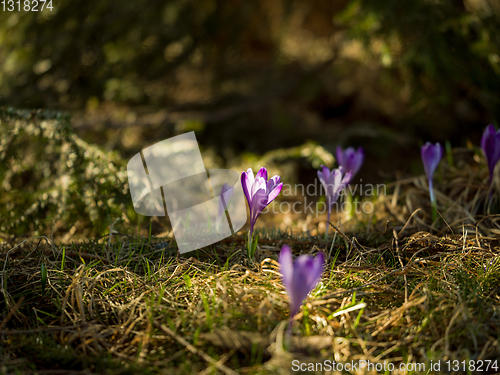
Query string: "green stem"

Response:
xmin=431 ymin=200 xmax=437 ymax=223
xmin=324 ymin=207 xmax=331 ymax=240
xmin=429 ymin=178 xmax=437 ymax=223
xmin=247 ymin=230 xmax=259 ymax=259
xmin=247 ymin=230 xmax=252 ymax=258
xmin=346 ymin=190 xmax=354 ymax=220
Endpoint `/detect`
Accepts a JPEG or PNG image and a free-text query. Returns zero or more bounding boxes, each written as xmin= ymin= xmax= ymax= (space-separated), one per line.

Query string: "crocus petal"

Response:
xmin=287 ymin=252 xmax=325 ymax=316
xmin=318 ymin=165 xmax=351 ymax=209
xmin=246 ymin=168 xmax=255 ymax=187
xmin=421 ymin=142 xmax=443 ymax=179
xmin=342 ymin=171 xmax=352 ymax=186
xmin=344 ymin=148 xmax=356 ymax=172
xmin=321 ymin=165 xmax=331 ymax=183
xmin=278 ymin=245 xmax=294 ymax=293
xmin=317 ymin=170 xmax=324 ymax=185
xmin=241 ymin=172 xmax=252 ymax=206
xmin=251 ymin=176 xmax=267 ymax=197
xmin=220 ymin=183 xmax=230 ymax=194
xmin=265 ymin=182 xmax=283 ymax=207
xmin=337 ymin=147 xmax=364 ymax=177
xmin=481 ymin=124 xmax=496 ymax=152
xmin=222 ymin=184 xmax=234 ymax=205
xmin=267 ymin=175 xmax=281 ymax=192
xmin=484 ymin=137 xmax=496 ymax=175
xmin=256 ymin=167 xmax=268 ymax=182
xmin=218 ymin=183 xmax=233 ymax=218
xmin=495 ymin=131 xmax=500 ymax=169
xmin=318 ymin=170 xmax=327 ymax=191
xmin=289 ymin=260 xmax=315 ymax=315
xmin=353 ymin=148 xmax=364 ymax=176
xmin=294 ymin=253 xmax=324 ymax=291
xmin=336 ymin=147 xmax=344 ymax=167
xmin=326 ymin=168 xmax=342 ymax=205
xmin=331 ymin=168 xmax=342 ymax=188
xmin=243 ymin=168 xmax=256 ymax=201
xmin=481 ymin=124 xmax=500 ymax=182
xmin=241 ymin=167 xmax=283 ymax=236
xmin=250 ymin=188 xmax=267 ymax=223
xmin=313 ymin=252 xmax=325 ymax=282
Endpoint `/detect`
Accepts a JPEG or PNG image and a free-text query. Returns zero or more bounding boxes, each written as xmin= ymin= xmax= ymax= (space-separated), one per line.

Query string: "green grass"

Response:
xmin=1 ymin=222 xmax=500 ymax=374
xmin=1 ymin=108 xmax=500 ymax=374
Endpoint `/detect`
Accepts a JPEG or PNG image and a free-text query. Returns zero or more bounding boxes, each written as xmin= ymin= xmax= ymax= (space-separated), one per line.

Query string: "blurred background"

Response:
xmin=1 ymin=0 xmax=500 ymax=237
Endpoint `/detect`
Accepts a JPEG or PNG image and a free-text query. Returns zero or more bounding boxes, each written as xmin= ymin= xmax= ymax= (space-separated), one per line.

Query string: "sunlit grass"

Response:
xmin=1 ymin=213 xmax=500 ymax=374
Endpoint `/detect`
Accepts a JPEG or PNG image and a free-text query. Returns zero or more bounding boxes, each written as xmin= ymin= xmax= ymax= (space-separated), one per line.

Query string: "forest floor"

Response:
xmin=1 ymin=109 xmax=500 ymax=374
xmin=2 ymin=166 xmax=500 ymax=374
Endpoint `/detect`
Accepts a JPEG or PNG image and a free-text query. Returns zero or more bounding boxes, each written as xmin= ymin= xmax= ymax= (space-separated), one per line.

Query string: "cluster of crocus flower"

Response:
xmin=278 ymin=245 xmax=325 ymax=335
xmin=241 ymin=127 xmax=498 ymax=244
xmin=240 ymin=149 xmax=364 ymax=244
xmin=420 ymin=124 xmax=499 ymax=221
xmin=241 ymin=167 xmax=283 ymax=258
xmin=234 ymin=125 xmax=500 ymax=346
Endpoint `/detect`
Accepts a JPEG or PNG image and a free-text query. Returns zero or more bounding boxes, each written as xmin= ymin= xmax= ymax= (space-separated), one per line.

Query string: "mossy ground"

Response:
xmin=1 ymin=110 xmax=500 ymax=374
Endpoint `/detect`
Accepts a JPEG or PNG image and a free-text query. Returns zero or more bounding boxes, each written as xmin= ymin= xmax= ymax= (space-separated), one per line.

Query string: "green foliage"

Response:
xmin=1 ymin=0 xmax=499 ymax=154
xmin=0 ymin=0 xmax=288 ymax=108
xmin=0 ymin=107 xmax=131 ymax=236
xmin=337 ymin=0 xmax=500 ymax=123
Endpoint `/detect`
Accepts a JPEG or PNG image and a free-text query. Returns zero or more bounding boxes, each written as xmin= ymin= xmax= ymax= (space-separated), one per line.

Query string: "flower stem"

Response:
xmin=345 ymin=191 xmax=354 ymax=220
xmin=429 ymin=178 xmax=437 ymax=223
xmin=431 ymin=201 xmax=437 ymax=223
xmin=247 ymin=230 xmax=253 ymax=258
xmin=324 ymin=207 xmax=331 ymax=240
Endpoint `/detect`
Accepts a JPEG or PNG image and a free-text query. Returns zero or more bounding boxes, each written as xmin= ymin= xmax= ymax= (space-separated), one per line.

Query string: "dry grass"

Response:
xmin=1 ymin=150 xmax=500 ymax=374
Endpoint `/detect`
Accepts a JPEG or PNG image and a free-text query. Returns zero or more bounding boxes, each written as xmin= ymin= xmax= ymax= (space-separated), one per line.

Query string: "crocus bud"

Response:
xmin=481 ymin=124 xmax=500 ymax=185
xmin=317 ymin=165 xmax=351 ymax=235
xmin=336 ymin=147 xmax=364 ymax=179
xmin=421 ymin=142 xmax=443 ymax=222
xmin=421 ymin=142 xmax=443 ymax=185
xmin=278 ymin=245 xmax=325 ymax=318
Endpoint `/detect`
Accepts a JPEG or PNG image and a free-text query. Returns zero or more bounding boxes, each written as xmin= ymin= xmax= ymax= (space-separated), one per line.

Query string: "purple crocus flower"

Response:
xmin=279 ymin=245 xmax=325 ymax=331
xmin=336 ymin=147 xmax=364 ymax=178
xmin=241 ymin=167 xmax=283 ymax=239
xmin=481 ymin=124 xmax=500 ymax=185
xmin=317 ymin=166 xmax=351 ymax=235
xmin=421 ymin=142 xmax=443 ymax=206
xmin=217 ymin=183 xmax=234 ymax=224
xmin=218 ymin=183 xmax=233 ymax=217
